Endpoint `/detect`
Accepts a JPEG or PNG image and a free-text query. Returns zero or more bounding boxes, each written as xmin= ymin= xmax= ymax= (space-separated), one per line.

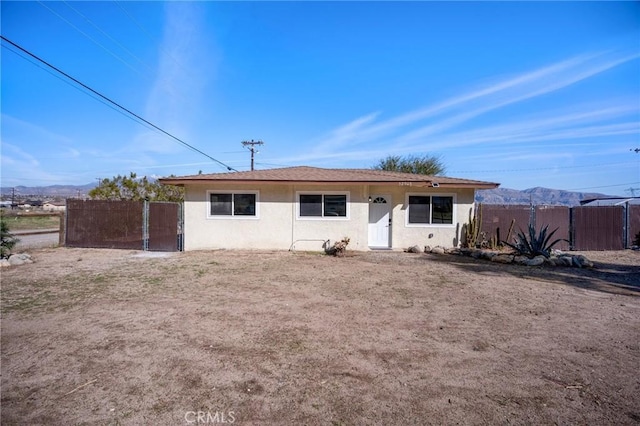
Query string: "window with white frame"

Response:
xmin=407 ymin=195 xmax=454 ymax=225
xmin=208 ymin=191 xmax=258 ymax=218
xmin=298 ymin=193 xmax=348 ymax=218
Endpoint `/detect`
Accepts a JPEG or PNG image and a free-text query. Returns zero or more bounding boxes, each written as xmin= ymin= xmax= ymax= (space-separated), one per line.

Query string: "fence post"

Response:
xmin=530 ymin=204 xmax=536 ymax=231
xmin=623 ymin=202 xmax=629 ymax=249
xmin=569 ymin=207 xmax=575 ymax=251
xmin=179 ymin=202 xmax=184 ymax=252
xmin=142 ymin=200 xmax=149 ymax=251
xmin=58 ymin=211 xmax=65 ymax=247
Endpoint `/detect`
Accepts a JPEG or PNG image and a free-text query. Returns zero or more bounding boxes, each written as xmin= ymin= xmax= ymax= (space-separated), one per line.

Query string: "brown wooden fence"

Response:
xmin=147 ymin=202 xmax=180 ymax=252
xmin=481 ymin=204 xmax=532 ymax=247
xmin=571 ymin=206 xmax=625 ymax=251
xmin=534 ymin=206 xmax=571 ymax=250
xmin=66 ymin=200 xmax=181 ymax=251
xmin=479 ymin=203 xmax=636 ymax=251
xmin=629 ymin=205 xmax=640 ymax=248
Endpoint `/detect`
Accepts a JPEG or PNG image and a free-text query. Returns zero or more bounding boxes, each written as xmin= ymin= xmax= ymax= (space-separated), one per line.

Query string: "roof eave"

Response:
xmin=159 ymin=178 xmax=499 ymax=189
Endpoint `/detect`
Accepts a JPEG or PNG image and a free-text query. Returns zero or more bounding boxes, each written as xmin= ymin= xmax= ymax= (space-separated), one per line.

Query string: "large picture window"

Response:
xmin=407 ymin=195 xmax=454 ymax=225
xmin=208 ymin=191 xmax=258 ymax=218
xmin=298 ymin=193 xmax=348 ymax=218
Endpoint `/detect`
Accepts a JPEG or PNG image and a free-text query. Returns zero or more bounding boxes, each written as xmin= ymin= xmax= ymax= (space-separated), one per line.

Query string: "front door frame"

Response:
xmin=368 ymin=194 xmax=392 ymax=249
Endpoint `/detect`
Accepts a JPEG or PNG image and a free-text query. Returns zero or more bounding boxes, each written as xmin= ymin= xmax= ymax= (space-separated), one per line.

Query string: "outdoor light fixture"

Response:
xmin=368 ymin=196 xmax=372 ymax=202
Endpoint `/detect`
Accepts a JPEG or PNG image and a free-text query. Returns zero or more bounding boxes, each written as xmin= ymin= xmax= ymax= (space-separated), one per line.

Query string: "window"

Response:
xmin=408 ymin=196 xmax=430 ymax=224
xmin=407 ymin=194 xmax=454 ymax=225
xmin=432 ymin=196 xmax=453 ymax=224
xmin=298 ymin=193 xmax=348 ymax=218
xmin=208 ymin=191 xmax=258 ymax=218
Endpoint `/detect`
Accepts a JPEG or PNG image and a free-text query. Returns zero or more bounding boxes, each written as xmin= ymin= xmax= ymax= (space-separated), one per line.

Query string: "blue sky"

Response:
xmin=1 ymin=1 xmax=639 ymax=195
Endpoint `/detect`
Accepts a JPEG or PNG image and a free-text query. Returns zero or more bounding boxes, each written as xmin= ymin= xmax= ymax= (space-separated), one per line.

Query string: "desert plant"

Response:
xmin=327 ymin=237 xmax=350 ymax=257
xmin=503 ymin=224 xmax=565 ymax=259
xmin=462 ymin=205 xmax=482 ymax=248
xmin=1 ymin=219 xmax=19 ymax=259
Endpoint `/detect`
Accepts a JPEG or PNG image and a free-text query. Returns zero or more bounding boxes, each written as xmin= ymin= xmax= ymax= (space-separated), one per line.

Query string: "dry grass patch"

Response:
xmin=1 ymin=247 xmax=639 ymax=425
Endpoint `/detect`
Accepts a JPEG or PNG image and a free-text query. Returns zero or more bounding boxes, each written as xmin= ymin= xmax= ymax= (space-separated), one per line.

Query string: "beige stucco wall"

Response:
xmin=183 ymin=183 xmax=476 ymax=251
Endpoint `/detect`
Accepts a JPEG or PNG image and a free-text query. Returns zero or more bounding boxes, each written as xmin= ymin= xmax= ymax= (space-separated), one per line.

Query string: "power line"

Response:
xmin=59 ymin=1 xmax=186 ymax=103
xmin=566 ymin=181 xmax=640 ymax=191
xmin=0 ymin=35 xmax=236 ymax=172
xmin=61 ymin=1 xmax=153 ymax=73
xmin=114 ymin=0 xmax=189 ymax=76
xmin=36 ymin=1 xmax=146 ymax=80
xmin=2 ymin=44 xmax=162 ymax=136
xmin=450 ymin=161 xmax=637 ymax=174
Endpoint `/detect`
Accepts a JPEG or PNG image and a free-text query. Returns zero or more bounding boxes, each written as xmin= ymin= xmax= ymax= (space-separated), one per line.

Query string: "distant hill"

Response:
xmin=476 ymin=187 xmax=615 ymax=207
xmin=1 ymin=183 xmax=96 ymax=198
xmin=2 ymin=182 xmax=615 ymax=206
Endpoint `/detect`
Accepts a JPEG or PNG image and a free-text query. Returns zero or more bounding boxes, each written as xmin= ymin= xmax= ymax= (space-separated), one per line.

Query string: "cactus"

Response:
xmin=506 ymin=219 xmax=515 ymax=245
xmin=463 ymin=205 xmax=482 ymax=248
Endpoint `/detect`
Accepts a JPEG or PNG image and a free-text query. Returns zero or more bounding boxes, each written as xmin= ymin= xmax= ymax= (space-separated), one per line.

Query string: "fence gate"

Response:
xmin=146 ymin=202 xmax=180 ymax=252
xmin=65 ymin=199 xmax=182 ymax=251
xmin=571 ymin=206 xmax=625 ymax=251
xmin=66 ymin=200 xmax=144 ymax=249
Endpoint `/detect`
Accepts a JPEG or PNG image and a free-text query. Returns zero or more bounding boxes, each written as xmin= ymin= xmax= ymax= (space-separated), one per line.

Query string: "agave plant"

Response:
xmin=503 ymin=224 xmax=565 ymax=259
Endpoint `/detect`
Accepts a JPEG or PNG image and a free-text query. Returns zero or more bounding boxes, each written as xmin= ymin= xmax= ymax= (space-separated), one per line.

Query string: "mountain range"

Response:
xmin=475 ymin=187 xmax=615 ymax=206
xmin=1 ymin=183 xmax=96 ymax=198
xmin=1 ymin=183 xmax=616 ymax=206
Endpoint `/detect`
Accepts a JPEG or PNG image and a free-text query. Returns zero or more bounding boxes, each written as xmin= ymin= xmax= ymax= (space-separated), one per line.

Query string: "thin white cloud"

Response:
xmin=1 ymin=114 xmax=74 ymax=145
xmin=309 ymin=112 xmax=380 ymax=154
xmin=1 ymin=143 xmax=40 ymax=168
xmin=296 ymin=49 xmax=639 ymax=165
xmin=126 ymin=2 xmax=215 ymax=156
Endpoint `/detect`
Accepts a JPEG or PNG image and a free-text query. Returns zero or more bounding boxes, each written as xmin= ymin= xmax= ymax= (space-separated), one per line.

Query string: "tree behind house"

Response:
xmin=89 ymin=172 xmax=184 ymax=202
xmin=373 ymin=154 xmax=445 ymax=176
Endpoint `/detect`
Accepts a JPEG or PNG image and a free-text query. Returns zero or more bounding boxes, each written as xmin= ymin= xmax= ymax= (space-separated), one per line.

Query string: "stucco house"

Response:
xmin=159 ymin=166 xmax=499 ymax=251
xmin=43 ymin=201 xmax=66 ymax=212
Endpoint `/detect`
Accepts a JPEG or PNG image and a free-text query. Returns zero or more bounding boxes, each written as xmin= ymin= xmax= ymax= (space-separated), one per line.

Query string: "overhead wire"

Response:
xmin=58 ymin=0 xmax=187 ymax=102
xmin=1 ymin=43 xmax=159 ymax=134
xmin=449 ymin=161 xmax=637 ymax=174
xmin=565 ymin=181 xmax=640 ymax=191
xmin=61 ymin=0 xmax=153 ymax=73
xmin=0 ymin=35 xmax=236 ymax=171
xmin=36 ymin=1 xmax=146 ymax=80
xmin=114 ymin=0 xmax=189 ymax=76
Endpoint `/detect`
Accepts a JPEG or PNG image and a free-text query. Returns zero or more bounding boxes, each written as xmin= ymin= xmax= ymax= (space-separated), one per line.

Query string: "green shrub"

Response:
xmin=503 ymin=224 xmax=565 ymax=259
xmin=1 ymin=219 xmax=19 ymax=259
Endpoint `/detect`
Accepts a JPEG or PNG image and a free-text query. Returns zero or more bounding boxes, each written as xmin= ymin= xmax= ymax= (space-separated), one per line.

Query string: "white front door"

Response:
xmin=368 ymin=195 xmax=391 ymax=248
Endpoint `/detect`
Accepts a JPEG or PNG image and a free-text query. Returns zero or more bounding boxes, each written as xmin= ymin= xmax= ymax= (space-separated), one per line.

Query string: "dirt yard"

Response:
xmin=1 ymin=247 xmax=639 ymax=425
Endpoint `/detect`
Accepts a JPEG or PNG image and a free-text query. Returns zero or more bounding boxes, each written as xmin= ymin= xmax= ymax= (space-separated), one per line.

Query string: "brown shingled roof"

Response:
xmin=159 ymin=166 xmax=499 ymax=189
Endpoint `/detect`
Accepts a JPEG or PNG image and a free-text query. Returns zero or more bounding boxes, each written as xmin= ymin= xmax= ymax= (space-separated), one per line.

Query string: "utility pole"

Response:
xmin=241 ymin=139 xmax=264 ymax=171
xmin=11 ymin=187 xmax=16 ymax=209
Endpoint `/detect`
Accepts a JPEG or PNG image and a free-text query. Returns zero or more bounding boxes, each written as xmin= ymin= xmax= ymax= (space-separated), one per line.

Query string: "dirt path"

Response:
xmin=1 ymin=248 xmax=639 ymax=425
